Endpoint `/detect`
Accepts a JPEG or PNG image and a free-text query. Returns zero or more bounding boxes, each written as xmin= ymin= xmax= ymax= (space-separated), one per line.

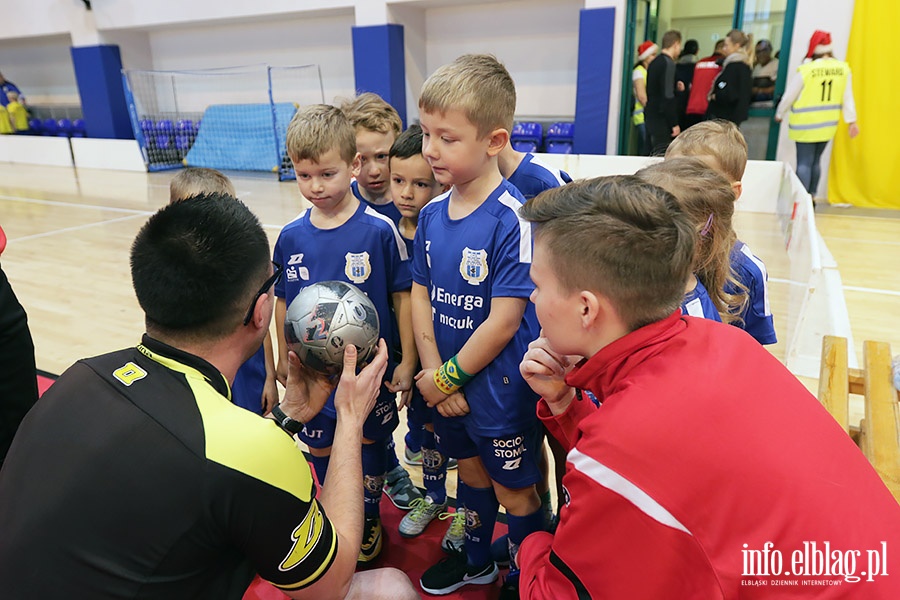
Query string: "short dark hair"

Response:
xmin=390 ymin=123 xmax=424 ymax=161
xmin=662 ymin=30 xmax=682 ymax=50
xmin=682 ymin=39 xmax=699 ymax=56
xmin=130 ymin=193 xmax=270 ymax=342
xmin=520 ymin=176 xmax=695 ymax=331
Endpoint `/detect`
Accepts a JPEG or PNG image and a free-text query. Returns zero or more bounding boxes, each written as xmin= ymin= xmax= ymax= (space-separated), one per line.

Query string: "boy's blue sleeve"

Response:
xmin=490 ymin=212 xmax=535 ymax=299
xmin=273 ymin=229 xmax=287 ymax=299
xmin=411 ymin=214 xmax=430 ymax=287
xmin=384 ymin=224 xmax=412 ymax=293
xmin=731 ymin=243 xmax=777 ymax=345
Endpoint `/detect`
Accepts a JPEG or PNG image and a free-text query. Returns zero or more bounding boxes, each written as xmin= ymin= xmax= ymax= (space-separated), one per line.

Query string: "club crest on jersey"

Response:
xmin=459 ymin=247 xmax=488 ymax=285
xmin=344 ymin=252 xmax=371 ymax=284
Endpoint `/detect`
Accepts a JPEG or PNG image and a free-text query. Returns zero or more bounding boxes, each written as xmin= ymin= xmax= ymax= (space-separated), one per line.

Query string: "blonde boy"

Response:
xmin=169 ymin=167 xmax=279 ymax=416
xmin=273 ymin=104 xmax=415 ymax=565
xmin=341 ymin=92 xmax=403 ymax=223
xmin=412 ymin=54 xmax=543 ymax=596
xmin=665 ymin=119 xmax=777 ymax=344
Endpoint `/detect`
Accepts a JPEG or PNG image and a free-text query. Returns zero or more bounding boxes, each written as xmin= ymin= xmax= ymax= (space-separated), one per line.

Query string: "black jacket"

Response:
xmin=708 ymin=58 xmax=752 ymax=124
xmin=645 ymin=53 xmax=678 ymax=129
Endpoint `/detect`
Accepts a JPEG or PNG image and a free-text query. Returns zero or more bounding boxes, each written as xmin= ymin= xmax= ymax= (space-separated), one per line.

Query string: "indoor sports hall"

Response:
xmin=1 ymin=0 xmax=898 ymax=599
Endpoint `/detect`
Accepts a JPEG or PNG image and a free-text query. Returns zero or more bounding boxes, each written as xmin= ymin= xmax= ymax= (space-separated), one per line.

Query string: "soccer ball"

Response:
xmin=284 ymin=280 xmax=380 ymax=376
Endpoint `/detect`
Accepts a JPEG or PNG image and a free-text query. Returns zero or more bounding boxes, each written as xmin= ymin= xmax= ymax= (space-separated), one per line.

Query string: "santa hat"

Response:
xmin=806 ymin=30 xmax=833 ymax=58
xmin=638 ymin=40 xmax=659 ymax=62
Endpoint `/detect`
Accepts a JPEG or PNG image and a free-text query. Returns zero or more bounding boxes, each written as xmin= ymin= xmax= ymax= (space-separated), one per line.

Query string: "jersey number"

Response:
xmin=112 ymin=362 xmax=148 ymax=387
xmin=820 ymin=79 xmax=833 ymax=102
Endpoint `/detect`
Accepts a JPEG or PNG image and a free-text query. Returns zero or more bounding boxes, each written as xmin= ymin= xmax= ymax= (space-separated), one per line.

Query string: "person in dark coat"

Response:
xmin=708 ymin=30 xmax=753 ymax=125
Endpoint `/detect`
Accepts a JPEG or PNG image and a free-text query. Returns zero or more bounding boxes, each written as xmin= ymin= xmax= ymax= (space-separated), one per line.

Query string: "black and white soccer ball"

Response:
xmin=284 ymin=280 xmax=380 ymax=376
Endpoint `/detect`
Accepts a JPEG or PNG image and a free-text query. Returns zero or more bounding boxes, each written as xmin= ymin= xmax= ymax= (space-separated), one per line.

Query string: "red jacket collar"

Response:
xmin=565 ymin=311 xmax=686 ymax=404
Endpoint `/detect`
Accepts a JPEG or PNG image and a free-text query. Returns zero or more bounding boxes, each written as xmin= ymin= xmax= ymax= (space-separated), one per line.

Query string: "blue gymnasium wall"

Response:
xmin=70 ymin=45 xmax=133 ymax=140
xmin=352 ymin=24 xmax=407 ymax=128
xmin=574 ymin=7 xmax=615 ymax=155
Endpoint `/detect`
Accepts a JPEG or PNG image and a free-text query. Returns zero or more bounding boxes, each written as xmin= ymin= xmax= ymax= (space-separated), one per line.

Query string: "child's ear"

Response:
xmin=731 ymin=180 xmax=743 ymax=200
xmin=486 ymin=127 xmax=510 ymax=157
xmin=579 ymin=290 xmax=602 ymax=329
xmin=352 ymin=152 xmax=362 ymax=178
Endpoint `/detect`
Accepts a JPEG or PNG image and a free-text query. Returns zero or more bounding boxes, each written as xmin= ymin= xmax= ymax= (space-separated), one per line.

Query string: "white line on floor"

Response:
xmin=0 ymin=194 xmax=154 ymax=215
xmin=7 ymin=213 xmax=151 ymax=243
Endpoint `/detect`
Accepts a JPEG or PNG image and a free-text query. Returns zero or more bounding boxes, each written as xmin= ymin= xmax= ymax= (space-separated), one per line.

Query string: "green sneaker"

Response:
xmin=440 ymin=508 xmax=466 ymax=553
xmin=383 ymin=465 xmax=424 ymax=510
xmin=399 ymin=496 xmax=447 ymax=538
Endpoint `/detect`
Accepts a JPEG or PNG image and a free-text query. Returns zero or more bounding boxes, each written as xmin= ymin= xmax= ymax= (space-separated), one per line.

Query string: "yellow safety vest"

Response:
xmin=788 ymin=59 xmax=849 ymax=143
xmin=633 ymin=64 xmax=647 ymax=126
xmin=0 ymin=106 xmax=12 ymax=135
xmin=8 ymin=102 xmax=28 ymax=131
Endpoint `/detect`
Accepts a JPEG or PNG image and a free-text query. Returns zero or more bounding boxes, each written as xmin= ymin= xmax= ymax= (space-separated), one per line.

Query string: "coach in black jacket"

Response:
xmin=644 ymin=30 xmax=683 ymax=155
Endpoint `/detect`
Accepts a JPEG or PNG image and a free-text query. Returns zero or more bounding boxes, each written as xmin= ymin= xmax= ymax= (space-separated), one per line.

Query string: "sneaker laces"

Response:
xmin=439 ymin=509 xmax=466 ymax=539
xmin=406 ymin=497 xmax=436 ymax=522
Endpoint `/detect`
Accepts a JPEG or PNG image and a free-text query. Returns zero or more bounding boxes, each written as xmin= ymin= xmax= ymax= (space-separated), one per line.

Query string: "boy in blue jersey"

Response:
xmin=388 ymin=124 xmax=462 ymax=543
xmin=666 ymin=120 xmax=777 ymax=344
xmin=498 ymin=143 xmax=572 ymax=200
xmin=272 ymin=104 xmax=416 ymax=566
xmin=341 ymin=94 xmax=423 ymax=509
xmin=413 ymin=54 xmax=544 ymax=597
xmin=169 ymin=168 xmax=279 ymax=415
xmin=341 ymin=92 xmax=404 ymax=225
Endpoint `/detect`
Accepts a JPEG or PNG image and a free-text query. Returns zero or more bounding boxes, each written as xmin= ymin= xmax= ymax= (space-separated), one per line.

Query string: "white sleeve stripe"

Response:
xmin=568 ymin=448 xmax=691 ymax=535
xmin=739 ymin=245 xmax=771 ymax=316
xmin=528 ymin=156 xmax=568 ymax=186
xmin=363 ymin=206 xmax=409 ymax=261
xmin=497 ymin=191 xmax=532 ymax=264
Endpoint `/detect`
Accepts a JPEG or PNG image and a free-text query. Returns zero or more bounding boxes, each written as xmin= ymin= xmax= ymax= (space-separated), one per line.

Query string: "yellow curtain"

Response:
xmin=829 ymin=0 xmax=900 ymax=208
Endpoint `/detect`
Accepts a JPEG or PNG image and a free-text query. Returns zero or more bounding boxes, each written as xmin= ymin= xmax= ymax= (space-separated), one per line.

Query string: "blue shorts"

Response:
xmin=432 ymin=416 xmax=542 ymax=489
xmin=297 ymin=388 xmax=398 ymax=448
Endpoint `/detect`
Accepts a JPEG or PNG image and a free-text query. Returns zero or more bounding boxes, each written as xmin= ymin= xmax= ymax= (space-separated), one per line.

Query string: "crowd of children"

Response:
xmin=148 ymin=50 xmax=900 ymax=600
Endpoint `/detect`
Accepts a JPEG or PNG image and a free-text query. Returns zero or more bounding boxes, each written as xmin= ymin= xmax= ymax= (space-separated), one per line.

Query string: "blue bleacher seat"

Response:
xmin=545 ymin=121 xmax=574 ymax=154
xmin=57 ymin=119 xmax=73 ymax=137
xmin=42 ymin=118 xmax=59 ymax=136
xmin=27 ymin=118 xmax=42 ymax=135
xmin=72 ymin=119 xmax=86 ymax=137
xmin=511 ymin=121 xmax=542 ymax=153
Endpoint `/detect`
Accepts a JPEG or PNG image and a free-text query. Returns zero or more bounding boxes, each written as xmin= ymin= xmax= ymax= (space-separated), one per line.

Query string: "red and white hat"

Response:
xmin=806 ymin=30 xmax=833 ymax=59
xmin=638 ymin=40 xmax=659 ymax=62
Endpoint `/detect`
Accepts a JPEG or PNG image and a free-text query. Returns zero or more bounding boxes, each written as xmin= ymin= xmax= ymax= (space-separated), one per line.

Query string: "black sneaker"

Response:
xmin=420 ymin=548 xmax=498 ymax=595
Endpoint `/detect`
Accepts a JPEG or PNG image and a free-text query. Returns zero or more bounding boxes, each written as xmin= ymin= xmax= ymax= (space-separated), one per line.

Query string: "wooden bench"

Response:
xmin=818 ymin=335 xmax=900 ymax=502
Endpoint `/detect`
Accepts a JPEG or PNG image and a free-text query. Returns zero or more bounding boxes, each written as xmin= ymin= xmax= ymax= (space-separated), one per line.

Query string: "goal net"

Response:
xmin=123 ymin=64 xmax=324 ymax=178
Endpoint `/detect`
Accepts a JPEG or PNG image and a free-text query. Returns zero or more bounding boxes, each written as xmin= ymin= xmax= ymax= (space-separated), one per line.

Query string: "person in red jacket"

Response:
xmin=685 ymin=40 xmax=724 ymax=129
xmin=515 ymin=175 xmax=900 ymax=599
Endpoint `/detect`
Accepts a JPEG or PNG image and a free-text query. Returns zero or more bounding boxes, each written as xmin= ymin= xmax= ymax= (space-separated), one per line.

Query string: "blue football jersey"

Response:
xmin=507 ymin=153 xmax=572 ymax=200
xmin=274 ymin=201 xmax=411 ymax=418
xmin=351 ymin=180 xmax=403 ymax=225
xmin=682 ymin=278 xmax=722 ymax=322
xmin=412 ymin=180 xmax=539 ymax=436
xmin=728 ymin=240 xmax=776 ymax=345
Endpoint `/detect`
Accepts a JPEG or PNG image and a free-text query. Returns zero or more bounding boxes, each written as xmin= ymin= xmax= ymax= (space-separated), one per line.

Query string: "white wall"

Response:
xmin=0 ymin=36 xmax=80 ymax=105
xmin=423 ymin=0 xmax=582 ymax=123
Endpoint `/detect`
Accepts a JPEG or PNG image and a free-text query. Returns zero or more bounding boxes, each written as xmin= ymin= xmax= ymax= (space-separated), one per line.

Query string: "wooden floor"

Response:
xmin=2 ymin=163 xmax=899 ymax=497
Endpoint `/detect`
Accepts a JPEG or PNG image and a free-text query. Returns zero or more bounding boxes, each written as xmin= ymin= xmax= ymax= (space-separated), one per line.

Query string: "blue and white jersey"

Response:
xmin=728 ymin=240 xmax=776 ymax=345
xmin=351 ymin=180 xmax=403 ymax=225
xmin=274 ymin=201 xmax=411 ymax=417
xmin=412 ymin=180 xmax=539 ymax=436
xmin=682 ymin=278 xmax=722 ymax=322
xmin=507 ymin=153 xmax=573 ymax=200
